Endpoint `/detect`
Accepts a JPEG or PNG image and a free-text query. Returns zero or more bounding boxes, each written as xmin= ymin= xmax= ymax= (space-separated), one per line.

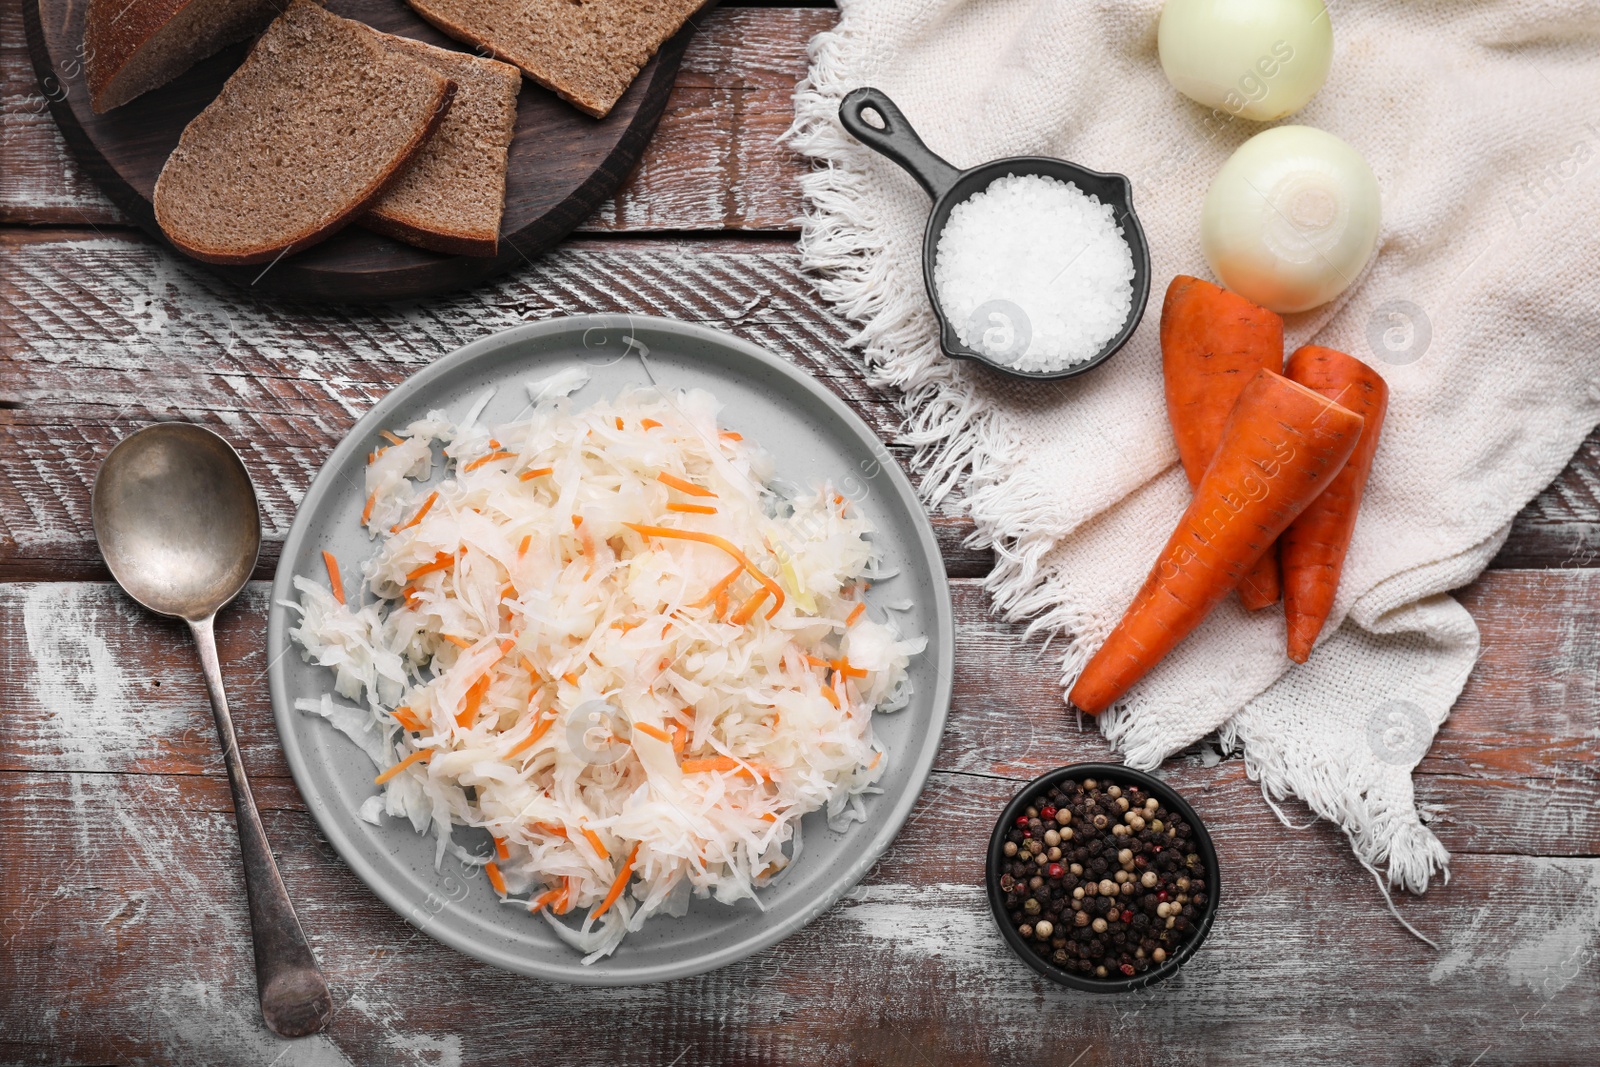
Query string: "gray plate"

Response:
xmin=267 ymin=315 xmax=955 ymax=985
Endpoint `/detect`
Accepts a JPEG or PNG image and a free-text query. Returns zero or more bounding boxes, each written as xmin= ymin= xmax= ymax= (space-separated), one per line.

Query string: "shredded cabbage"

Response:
xmin=286 ymin=375 xmax=925 ymax=962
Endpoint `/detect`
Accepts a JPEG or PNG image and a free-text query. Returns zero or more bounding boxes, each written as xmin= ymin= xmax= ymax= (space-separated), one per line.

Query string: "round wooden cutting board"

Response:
xmin=22 ymin=0 xmax=702 ymax=302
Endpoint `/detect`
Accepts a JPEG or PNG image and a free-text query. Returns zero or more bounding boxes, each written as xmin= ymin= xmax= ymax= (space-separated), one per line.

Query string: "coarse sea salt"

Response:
xmin=933 ymin=173 xmax=1135 ymax=373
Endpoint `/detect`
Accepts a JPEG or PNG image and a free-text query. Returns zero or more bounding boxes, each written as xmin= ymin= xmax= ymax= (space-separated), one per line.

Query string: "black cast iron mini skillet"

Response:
xmin=986 ymin=763 xmax=1221 ymax=993
xmin=838 ymin=87 xmax=1152 ymax=383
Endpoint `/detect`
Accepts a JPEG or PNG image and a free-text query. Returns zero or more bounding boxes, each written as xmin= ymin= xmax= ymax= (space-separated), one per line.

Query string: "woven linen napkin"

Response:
xmin=790 ymin=0 xmax=1600 ymax=890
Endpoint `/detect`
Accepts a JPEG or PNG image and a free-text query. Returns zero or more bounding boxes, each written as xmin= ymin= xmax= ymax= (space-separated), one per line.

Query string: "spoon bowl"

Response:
xmin=93 ymin=423 xmax=260 ymax=618
xmin=92 ymin=423 xmax=329 ymax=1037
xmin=838 ymin=87 xmax=1152 ymax=382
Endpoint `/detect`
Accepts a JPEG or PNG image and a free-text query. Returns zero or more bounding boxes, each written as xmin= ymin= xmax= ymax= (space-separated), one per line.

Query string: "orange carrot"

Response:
xmin=657 ymin=472 xmax=717 ymax=498
xmin=380 ymin=430 xmax=405 ymax=446
xmin=821 ymin=685 xmax=840 ymax=709
xmin=632 ymin=722 xmax=673 ymax=744
xmin=1280 ymin=346 xmax=1390 ymax=663
xmin=392 ymin=491 xmax=438 ymax=533
xmin=361 ymin=490 xmax=378 ymax=526
xmin=671 ymin=723 xmax=687 ymax=755
xmin=728 ymin=588 xmax=771 ymax=625
xmin=464 ymin=450 xmax=516 ymax=472
xmin=1160 ymin=275 xmax=1287 ymax=611
xmin=681 ymin=756 xmax=759 ymax=776
xmin=529 ymin=887 xmax=564 ymax=913
xmin=689 ymin=564 xmax=745 ymax=609
xmin=373 ymin=748 xmax=431 ymax=785
xmin=392 ymin=706 xmax=423 ymax=732
xmin=443 ymin=634 xmax=471 ymax=649
xmin=846 ymin=602 xmax=866 ymax=626
xmin=519 ymin=467 xmax=554 ymax=481
xmin=624 ymin=524 xmax=783 ymax=617
xmin=507 ymin=714 xmax=554 ymax=758
xmin=457 ymin=673 xmax=491 ymax=727
xmin=592 ymin=844 xmax=641 ymax=920
xmin=720 ymin=431 xmax=743 ymax=442
xmin=485 ymin=861 xmax=507 ymax=895
xmin=640 ymin=418 xmax=663 ymax=430
xmin=494 ymin=836 xmax=510 ymax=860
xmin=1069 ymin=369 xmax=1364 ymax=714
xmin=667 ymin=502 xmax=718 ymax=515
xmin=517 ymin=533 xmax=532 ymax=556
xmin=321 ymin=550 xmax=345 ymax=604
xmin=405 ymin=552 xmax=454 ymax=581
xmin=580 ymin=826 xmax=611 ymax=861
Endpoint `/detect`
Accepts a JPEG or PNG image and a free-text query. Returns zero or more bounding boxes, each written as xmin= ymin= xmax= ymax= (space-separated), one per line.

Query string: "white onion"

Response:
xmin=1158 ymin=0 xmax=1333 ymax=122
xmin=1200 ymin=125 xmax=1381 ymax=314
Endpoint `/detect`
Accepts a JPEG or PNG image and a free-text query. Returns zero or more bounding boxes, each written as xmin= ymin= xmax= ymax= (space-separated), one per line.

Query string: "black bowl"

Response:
xmin=986 ymin=763 xmax=1221 ymax=993
xmin=838 ymin=87 xmax=1152 ymax=383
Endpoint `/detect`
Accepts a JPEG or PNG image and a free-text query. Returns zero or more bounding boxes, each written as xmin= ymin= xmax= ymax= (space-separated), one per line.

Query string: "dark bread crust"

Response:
xmin=360 ymin=206 xmax=498 ymax=259
xmin=85 ymin=0 xmax=293 ymax=113
xmin=404 ymin=0 xmax=704 ymax=119
xmin=361 ymin=35 xmax=521 ymax=258
xmin=160 ymin=80 xmax=457 ymax=266
xmin=152 ymin=1 xmax=458 ymax=265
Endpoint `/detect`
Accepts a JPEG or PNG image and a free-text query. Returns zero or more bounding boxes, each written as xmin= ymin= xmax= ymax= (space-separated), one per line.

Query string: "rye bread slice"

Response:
xmin=152 ymin=0 xmax=455 ymax=266
xmin=404 ymin=0 xmax=704 ymax=119
xmin=363 ymin=36 xmax=521 ymax=257
xmin=85 ymin=0 xmax=293 ymax=113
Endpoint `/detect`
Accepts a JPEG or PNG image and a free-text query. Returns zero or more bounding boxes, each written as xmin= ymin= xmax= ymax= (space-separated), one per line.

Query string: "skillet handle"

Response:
xmin=838 ymin=87 xmax=962 ymax=201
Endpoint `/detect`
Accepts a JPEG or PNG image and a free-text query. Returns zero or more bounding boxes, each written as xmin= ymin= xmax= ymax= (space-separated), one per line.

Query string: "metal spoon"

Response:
xmin=92 ymin=423 xmax=331 ymax=1038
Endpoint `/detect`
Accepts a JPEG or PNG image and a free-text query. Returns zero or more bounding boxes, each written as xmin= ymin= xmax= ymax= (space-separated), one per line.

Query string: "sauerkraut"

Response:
xmin=286 ymin=370 xmax=925 ymax=961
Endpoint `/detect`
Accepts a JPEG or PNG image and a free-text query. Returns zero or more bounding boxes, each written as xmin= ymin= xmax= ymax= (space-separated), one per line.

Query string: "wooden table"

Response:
xmin=4 ymin=3 xmax=1598 ymax=1064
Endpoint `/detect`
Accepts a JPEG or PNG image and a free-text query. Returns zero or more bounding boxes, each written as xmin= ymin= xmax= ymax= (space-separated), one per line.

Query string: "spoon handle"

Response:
xmin=189 ymin=614 xmax=332 ymax=1038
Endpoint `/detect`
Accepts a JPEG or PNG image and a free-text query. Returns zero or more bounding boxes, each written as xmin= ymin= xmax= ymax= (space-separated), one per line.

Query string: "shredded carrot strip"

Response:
xmin=805 ymin=655 xmax=829 ymax=668
xmin=374 ymin=748 xmax=430 ymax=785
xmin=529 ymin=887 xmax=564 ymax=914
xmin=380 ymin=430 xmax=405 ymax=446
xmin=869 ymin=751 xmax=883 ymax=769
xmin=558 ymin=876 xmax=575 ymax=915
xmin=633 ymin=722 xmax=672 ymax=744
xmin=611 ymin=619 xmax=641 ymax=634
xmin=561 ymin=672 xmax=579 ymax=686
xmin=714 ymin=589 xmax=729 ymax=620
xmin=518 ymin=467 xmax=554 ymax=481
xmin=580 ymin=826 xmax=611 ymax=861
xmin=494 ymin=836 xmax=510 ymax=861
xmin=444 ymin=634 xmax=471 ymax=649
xmin=392 ymin=706 xmax=423 ymax=732
xmin=517 ymin=533 xmax=532 ymax=557
xmin=656 ymin=472 xmax=717 ymax=498
xmin=729 ymin=587 xmax=771 ymax=625
xmin=614 ymin=417 xmax=625 ymax=430
xmin=720 ymin=431 xmax=743 ymax=442
xmin=485 ymin=861 xmax=507 ymax=895
xmin=464 ymin=450 xmax=515 ymax=473
xmin=391 ymin=491 xmax=438 ymax=533
xmin=821 ymin=685 xmax=840 ymax=709
xmin=361 ymin=490 xmax=378 ymax=525
xmin=592 ymin=844 xmax=640 ymax=921
xmin=689 ymin=564 xmax=745 ymax=609
xmin=488 ymin=439 xmax=501 ymax=449
xmin=457 ymin=674 xmax=490 ymax=727
xmin=623 ymin=524 xmax=783 ymax=617
xmin=667 ymin=502 xmax=718 ymax=515
xmin=672 ymin=723 xmax=687 ymax=755
xmin=405 ymin=552 xmax=454 ymax=581
xmin=847 ymin=602 xmax=866 ymax=626
xmin=680 ymin=756 xmax=767 ymax=779
xmin=831 ymin=657 xmax=868 ymax=679
xmin=507 ymin=714 xmax=555 ymax=758
xmin=499 ymin=637 xmax=517 ymax=656
xmin=760 ymin=812 xmax=777 ymax=823
xmin=320 ymin=550 xmax=345 ymax=604
xmin=640 ymin=418 xmax=662 ymax=430
xmin=520 ymin=655 xmax=539 ymax=683
xmin=535 ymin=822 xmax=569 ymax=839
